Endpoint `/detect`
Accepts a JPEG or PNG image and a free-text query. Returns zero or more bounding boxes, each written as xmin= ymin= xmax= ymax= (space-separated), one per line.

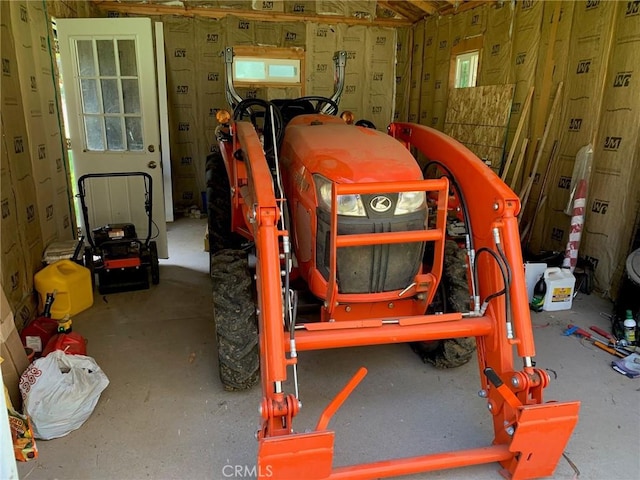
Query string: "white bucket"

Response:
xmin=524 ymin=263 xmax=547 ymax=302
xmin=542 ymin=267 xmax=576 ymax=311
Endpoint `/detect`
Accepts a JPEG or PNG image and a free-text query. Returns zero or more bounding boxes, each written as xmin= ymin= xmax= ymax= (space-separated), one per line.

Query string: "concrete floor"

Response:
xmin=17 ymin=217 xmax=640 ymax=480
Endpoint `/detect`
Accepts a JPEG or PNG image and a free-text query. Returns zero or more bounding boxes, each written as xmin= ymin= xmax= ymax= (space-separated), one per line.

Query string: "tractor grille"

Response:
xmin=316 ymin=209 xmax=426 ymax=294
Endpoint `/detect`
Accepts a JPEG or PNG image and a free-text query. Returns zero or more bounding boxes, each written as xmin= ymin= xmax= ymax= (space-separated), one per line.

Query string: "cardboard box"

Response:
xmin=1 ymin=288 xmax=29 ymax=409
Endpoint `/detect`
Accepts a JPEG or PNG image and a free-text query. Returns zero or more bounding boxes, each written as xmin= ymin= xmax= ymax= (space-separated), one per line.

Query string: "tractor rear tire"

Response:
xmin=211 ymin=249 xmax=259 ymax=391
xmin=413 ymin=240 xmax=476 ymax=369
xmin=206 ymin=151 xmax=245 ymax=257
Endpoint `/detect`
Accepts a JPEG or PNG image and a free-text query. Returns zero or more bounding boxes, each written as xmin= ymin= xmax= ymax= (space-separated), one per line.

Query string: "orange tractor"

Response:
xmin=206 ymin=47 xmax=579 ymax=479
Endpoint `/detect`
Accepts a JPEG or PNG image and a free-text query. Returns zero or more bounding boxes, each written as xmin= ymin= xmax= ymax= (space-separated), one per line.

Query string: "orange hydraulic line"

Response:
xmin=292 ymin=316 xmax=493 ymax=351
xmin=335 ymin=178 xmax=449 ymax=195
xmin=329 ymin=445 xmax=513 ymax=480
xmin=336 ymin=229 xmax=442 ymax=247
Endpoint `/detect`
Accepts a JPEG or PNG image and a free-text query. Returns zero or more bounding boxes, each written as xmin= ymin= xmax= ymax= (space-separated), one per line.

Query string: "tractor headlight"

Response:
xmin=395 ymin=191 xmax=426 ymax=215
xmin=315 ymin=175 xmax=366 ymax=217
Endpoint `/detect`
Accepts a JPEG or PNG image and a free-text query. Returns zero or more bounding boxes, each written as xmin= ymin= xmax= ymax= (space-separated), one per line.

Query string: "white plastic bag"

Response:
xmin=19 ymin=350 xmax=109 ymax=440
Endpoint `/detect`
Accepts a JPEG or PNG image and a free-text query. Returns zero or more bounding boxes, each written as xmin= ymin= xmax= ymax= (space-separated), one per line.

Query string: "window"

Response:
xmin=233 ymin=56 xmax=301 ymax=84
xmin=73 ymin=37 xmax=144 ymax=151
xmin=454 ymin=51 xmax=479 ymax=89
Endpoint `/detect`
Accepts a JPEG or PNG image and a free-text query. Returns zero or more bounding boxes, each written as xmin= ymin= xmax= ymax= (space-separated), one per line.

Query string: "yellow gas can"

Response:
xmin=34 ymin=260 xmax=93 ymax=319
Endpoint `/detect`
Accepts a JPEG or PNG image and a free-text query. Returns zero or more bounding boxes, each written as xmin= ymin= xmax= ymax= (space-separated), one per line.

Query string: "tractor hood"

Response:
xmin=281 ymin=115 xmax=423 ymax=183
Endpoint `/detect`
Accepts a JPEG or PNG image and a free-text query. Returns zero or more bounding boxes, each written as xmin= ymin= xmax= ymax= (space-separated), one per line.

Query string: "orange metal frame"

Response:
xmin=218 ymin=120 xmax=579 ymax=480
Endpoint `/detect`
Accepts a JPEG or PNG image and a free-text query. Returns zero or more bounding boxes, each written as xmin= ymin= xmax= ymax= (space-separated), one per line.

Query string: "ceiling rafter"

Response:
xmin=91 ymin=1 xmax=495 ymax=26
xmin=406 ymin=0 xmax=437 ymax=16
xmin=90 ymin=1 xmax=414 ymax=27
xmin=384 ymin=0 xmax=423 ymax=20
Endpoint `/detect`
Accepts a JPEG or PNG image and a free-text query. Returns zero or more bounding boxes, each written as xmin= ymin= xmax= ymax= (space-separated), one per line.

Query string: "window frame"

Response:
xmin=449 ymin=36 xmax=483 ymax=90
xmin=231 ymin=46 xmax=305 ymax=90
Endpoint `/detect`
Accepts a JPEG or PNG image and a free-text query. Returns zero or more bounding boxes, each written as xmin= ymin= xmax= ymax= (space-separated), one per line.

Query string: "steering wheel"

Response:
xmin=355 ymin=119 xmax=377 ymax=130
xmin=296 ymin=96 xmax=339 ymax=116
xmin=233 ymin=98 xmax=284 ymax=157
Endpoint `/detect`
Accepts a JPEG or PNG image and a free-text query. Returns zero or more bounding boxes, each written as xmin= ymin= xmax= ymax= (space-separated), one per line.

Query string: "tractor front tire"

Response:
xmin=413 ymin=240 xmax=476 ymax=369
xmin=206 ymin=151 xmax=244 ymax=256
xmin=211 ymin=249 xmax=259 ymax=391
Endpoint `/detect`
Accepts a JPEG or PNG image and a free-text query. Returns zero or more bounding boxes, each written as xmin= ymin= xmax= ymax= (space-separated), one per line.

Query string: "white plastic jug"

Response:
xmin=542 ymin=267 xmax=575 ymax=311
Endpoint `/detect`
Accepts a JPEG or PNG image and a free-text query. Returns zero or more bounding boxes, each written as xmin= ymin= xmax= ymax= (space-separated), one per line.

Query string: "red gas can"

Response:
xmin=42 ymin=332 xmax=87 ymax=357
xmin=20 ymin=317 xmax=59 ymax=355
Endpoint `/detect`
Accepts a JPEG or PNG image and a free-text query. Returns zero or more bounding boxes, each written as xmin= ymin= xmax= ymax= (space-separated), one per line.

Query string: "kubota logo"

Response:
xmin=370 ymin=196 xmax=392 ymax=213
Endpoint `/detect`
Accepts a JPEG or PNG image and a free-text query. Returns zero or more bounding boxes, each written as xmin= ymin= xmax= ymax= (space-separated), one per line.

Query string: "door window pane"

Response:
xmin=80 ymin=79 xmax=100 ymax=114
xmin=97 ymin=40 xmax=117 ymax=76
xmin=101 ymin=79 xmax=120 ymax=113
xmin=105 ymin=117 xmax=124 ymax=150
xmin=84 ymin=116 xmax=105 ymax=151
xmin=122 ymin=79 xmax=140 ymax=114
xmin=118 ymin=39 xmax=137 ymax=76
xmin=75 ymin=36 xmax=144 ymax=152
xmin=125 ymin=117 xmax=143 ymax=151
xmin=76 ymin=40 xmax=95 ymax=76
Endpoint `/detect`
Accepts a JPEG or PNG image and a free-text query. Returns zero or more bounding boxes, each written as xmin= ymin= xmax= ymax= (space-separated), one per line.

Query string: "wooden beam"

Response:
xmin=377 ymin=1 xmax=406 ymax=19
xmin=91 ymin=1 xmax=413 ymax=27
xmin=406 ymin=0 xmax=438 ymax=16
xmin=384 ymin=1 xmax=422 ymax=20
xmin=440 ymin=0 xmax=493 ymax=15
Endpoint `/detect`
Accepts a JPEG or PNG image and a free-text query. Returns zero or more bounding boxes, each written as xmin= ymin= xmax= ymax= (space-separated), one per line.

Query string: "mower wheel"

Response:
xmin=412 ymin=240 xmax=476 ymax=369
xmin=211 ymin=249 xmax=259 ymax=391
xmin=206 ymin=152 xmax=245 ymax=260
xmin=84 ymin=246 xmax=95 ymax=290
xmin=149 ymin=241 xmax=160 ymax=285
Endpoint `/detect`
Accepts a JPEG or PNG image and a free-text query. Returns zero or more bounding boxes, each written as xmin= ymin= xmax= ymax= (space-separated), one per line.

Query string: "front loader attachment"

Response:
xmin=256 ymin=367 xmax=578 ymax=480
xmin=226 ymin=116 xmax=580 ymax=479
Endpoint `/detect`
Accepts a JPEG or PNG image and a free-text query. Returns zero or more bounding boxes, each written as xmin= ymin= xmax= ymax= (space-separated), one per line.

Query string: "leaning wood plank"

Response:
xmin=501 ymin=86 xmax=534 ymax=182
xmin=509 ymin=137 xmax=529 ymax=191
xmin=518 ymin=82 xmax=563 ymax=220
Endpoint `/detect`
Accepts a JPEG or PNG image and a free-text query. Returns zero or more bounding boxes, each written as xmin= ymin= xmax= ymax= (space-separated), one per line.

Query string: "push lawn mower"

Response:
xmin=78 ymin=172 xmax=159 ymax=295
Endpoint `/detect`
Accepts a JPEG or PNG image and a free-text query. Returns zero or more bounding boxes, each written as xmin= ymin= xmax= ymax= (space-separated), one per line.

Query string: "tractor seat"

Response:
xmin=271 ymin=98 xmax=315 ymax=126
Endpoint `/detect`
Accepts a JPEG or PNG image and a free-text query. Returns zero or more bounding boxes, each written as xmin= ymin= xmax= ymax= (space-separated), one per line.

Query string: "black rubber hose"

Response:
xmin=475 ymin=247 xmax=510 ymax=325
xmin=423 ymin=160 xmax=477 ymax=296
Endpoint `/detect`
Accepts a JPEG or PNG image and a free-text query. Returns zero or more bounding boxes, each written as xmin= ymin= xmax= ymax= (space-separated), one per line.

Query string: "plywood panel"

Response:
xmin=444 ymin=84 xmax=515 ymax=171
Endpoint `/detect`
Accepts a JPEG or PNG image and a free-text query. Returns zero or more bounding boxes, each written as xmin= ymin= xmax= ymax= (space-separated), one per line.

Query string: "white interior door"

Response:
xmin=57 ymin=17 xmax=168 ymax=258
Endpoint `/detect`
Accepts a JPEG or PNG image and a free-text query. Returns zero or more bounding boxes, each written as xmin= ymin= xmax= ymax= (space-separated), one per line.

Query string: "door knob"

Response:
xmin=147 ymin=161 xmax=157 ymax=169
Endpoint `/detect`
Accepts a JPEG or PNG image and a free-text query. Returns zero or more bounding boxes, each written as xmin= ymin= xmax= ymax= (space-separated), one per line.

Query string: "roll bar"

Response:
xmin=222 ymin=47 xmax=347 ymax=110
